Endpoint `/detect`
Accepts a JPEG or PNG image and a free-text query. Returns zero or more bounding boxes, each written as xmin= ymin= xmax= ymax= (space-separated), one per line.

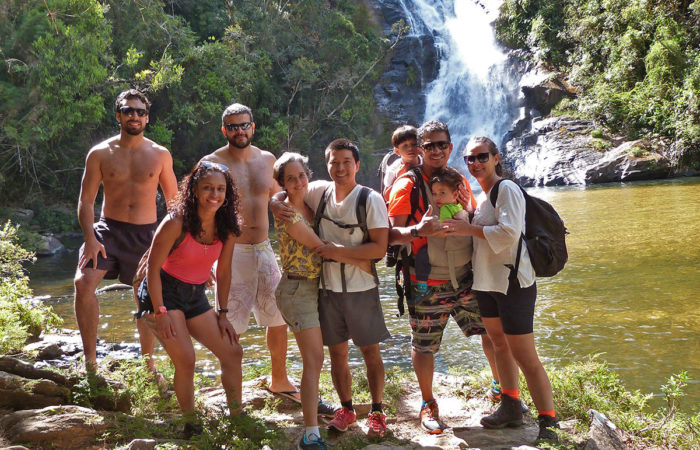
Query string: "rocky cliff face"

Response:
xmin=369 ymin=0 xmax=440 ymax=126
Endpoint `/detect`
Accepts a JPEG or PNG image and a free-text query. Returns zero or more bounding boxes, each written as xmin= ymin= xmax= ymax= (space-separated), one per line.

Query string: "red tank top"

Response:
xmin=162 ymin=233 xmax=223 ymax=284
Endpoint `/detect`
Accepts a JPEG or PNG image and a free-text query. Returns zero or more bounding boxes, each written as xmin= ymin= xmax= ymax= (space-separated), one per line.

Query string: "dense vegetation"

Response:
xmin=495 ymin=0 xmax=700 ymax=166
xmin=0 ymin=222 xmax=61 ymax=353
xmin=0 ymin=0 xmax=398 ymax=205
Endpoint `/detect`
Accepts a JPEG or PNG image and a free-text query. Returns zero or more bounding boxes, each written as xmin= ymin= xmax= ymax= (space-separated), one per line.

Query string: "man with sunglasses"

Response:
xmin=201 ymin=103 xmax=300 ymax=401
xmin=387 ymin=120 xmax=491 ymax=434
xmin=74 ymin=89 xmax=178 ymax=372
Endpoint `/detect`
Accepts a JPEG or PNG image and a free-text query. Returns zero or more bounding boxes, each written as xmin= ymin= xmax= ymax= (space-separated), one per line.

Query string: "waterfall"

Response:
xmin=393 ymin=0 xmax=521 ymax=178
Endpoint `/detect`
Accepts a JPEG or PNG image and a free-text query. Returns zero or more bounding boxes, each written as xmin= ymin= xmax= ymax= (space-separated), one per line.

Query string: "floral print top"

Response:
xmin=274 ymin=211 xmax=321 ymax=278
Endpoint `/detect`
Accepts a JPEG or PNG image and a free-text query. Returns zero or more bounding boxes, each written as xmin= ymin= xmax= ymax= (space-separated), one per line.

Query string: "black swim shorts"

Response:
xmin=474 ymin=280 xmax=537 ymax=335
xmin=79 ymin=217 xmax=157 ymax=285
xmin=136 ymin=269 xmax=212 ymax=320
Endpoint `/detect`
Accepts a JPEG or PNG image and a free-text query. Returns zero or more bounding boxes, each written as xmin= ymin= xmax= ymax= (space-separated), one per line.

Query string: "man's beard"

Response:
xmin=122 ymin=121 xmax=145 ymax=136
xmin=227 ymin=134 xmax=250 ymax=149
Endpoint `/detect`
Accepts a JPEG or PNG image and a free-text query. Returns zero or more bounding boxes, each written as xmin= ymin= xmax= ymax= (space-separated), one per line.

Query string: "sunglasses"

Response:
xmin=224 ymin=122 xmax=253 ymax=132
xmin=464 ymin=152 xmax=491 ymax=165
xmin=119 ymin=106 xmax=148 ymax=117
xmin=200 ymin=160 xmax=229 ymax=172
xmin=421 ymin=141 xmax=450 ymax=152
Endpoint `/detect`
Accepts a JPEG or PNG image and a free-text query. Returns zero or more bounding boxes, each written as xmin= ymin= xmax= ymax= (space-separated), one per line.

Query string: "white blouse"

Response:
xmin=471 ymin=180 xmax=535 ymax=294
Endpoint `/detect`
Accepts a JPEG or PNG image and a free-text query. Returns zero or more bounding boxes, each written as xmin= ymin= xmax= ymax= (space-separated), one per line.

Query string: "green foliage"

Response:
xmin=0 ymin=221 xmax=61 ymax=354
xmin=1 ymin=0 xmax=395 ymax=206
xmin=495 ymin=0 xmax=700 ymax=164
xmin=193 ymin=406 xmax=287 ymax=449
xmin=32 ymin=207 xmax=78 ymax=234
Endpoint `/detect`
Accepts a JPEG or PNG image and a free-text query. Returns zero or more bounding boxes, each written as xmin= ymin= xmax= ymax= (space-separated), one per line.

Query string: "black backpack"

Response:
xmin=313 ymin=185 xmax=380 ymax=292
xmin=489 ymin=179 xmax=568 ymax=280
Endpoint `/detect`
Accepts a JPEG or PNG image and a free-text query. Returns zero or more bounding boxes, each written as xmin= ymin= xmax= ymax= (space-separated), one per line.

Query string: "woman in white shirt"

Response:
xmin=443 ymin=136 xmax=558 ymax=443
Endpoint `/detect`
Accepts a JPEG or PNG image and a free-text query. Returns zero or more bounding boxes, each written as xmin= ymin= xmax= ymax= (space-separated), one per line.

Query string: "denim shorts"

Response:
xmin=136 ymin=269 xmax=212 ymax=320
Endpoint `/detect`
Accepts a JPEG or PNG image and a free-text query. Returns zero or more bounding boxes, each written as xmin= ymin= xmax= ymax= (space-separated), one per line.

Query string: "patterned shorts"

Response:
xmin=409 ymin=273 xmax=486 ymax=354
xmin=216 ymin=240 xmax=285 ymax=334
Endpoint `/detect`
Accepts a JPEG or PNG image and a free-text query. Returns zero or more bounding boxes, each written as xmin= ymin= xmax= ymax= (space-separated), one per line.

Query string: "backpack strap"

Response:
xmin=315 ymin=185 xmax=379 ymax=293
xmin=489 ymin=178 xmax=524 ymax=284
xmin=313 ymin=186 xmax=332 ymax=292
xmin=355 ymin=186 xmax=380 ymax=288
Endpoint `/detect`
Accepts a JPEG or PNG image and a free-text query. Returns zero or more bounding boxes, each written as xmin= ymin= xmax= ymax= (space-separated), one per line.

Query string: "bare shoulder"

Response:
xmin=87 ymin=135 xmax=118 ymax=158
xmin=143 ymin=138 xmax=172 ymax=158
xmin=201 ymin=146 xmax=230 ymax=164
xmin=256 ymin=147 xmax=276 ymax=168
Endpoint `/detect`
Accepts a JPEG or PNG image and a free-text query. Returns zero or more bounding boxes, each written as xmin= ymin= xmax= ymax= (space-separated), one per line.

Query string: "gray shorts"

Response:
xmin=275 ymin=274 xmax=320 ymax=333
xmin=318 ymin=287 xmax=390 ymax=347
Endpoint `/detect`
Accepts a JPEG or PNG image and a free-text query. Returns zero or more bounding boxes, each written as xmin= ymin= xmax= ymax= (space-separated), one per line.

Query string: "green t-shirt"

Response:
xmin=439 ymin=203 xmax=463 ymax=220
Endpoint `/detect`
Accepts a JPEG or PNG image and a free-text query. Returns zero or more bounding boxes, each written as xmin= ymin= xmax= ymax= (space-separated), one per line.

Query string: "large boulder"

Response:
xmin=503 ymin=117 xmax=673 ymax=186
xmin=0 ymin=371 xmax=70 ymax=409
xmin=35 ymin=234 xmax=64 ymax=256
xmin=0 ymin=405 xmax=109 ymax=449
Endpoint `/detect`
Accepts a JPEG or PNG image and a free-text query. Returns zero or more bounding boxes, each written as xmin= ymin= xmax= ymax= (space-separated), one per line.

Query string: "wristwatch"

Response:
xmin=155 ymin=306 xmax=167 ymax=316
xmin=217 ymin=308 xmax=229 ymax=314
xmin=410 ymin=226 xmax=419 ymax=238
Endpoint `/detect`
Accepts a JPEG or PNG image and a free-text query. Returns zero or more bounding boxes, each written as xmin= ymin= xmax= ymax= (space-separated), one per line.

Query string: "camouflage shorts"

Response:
xmin=409 ymin=274 xmax=486 ymax=354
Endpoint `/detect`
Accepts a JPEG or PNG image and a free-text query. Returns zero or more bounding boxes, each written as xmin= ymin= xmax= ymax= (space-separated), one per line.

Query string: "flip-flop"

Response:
xmin=266 ymin=387 xmax=302 ymax=404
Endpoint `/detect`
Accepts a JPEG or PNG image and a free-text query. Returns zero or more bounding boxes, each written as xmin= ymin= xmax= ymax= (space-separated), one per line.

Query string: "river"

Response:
xmin=27 ymin=177 xmax=699 ymax=411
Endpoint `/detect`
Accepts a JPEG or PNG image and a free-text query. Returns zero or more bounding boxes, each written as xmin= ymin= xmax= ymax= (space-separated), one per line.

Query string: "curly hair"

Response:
xmin=430 ymin=166 xmax=464 ymax=192
xmin=114 ymin=89 xmax=151 ymax=112
xmin=171 ymin=162 xmax=241 ymax=242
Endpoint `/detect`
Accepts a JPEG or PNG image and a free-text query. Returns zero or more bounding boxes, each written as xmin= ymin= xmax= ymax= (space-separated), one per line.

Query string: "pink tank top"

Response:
xmin=162 ymin=233 xmax=223 ymax=284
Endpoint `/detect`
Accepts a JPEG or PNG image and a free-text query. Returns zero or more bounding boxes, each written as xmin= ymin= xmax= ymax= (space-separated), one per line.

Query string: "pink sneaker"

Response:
xmin=367 ymin=411 xmax=387 ymax=438
xmin=328 ymin=407 xmax=356 ymax=432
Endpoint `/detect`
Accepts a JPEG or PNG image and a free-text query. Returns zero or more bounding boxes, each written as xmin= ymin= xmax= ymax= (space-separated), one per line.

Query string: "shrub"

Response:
xmin=0 ymin=221 xmax=62 ymax=354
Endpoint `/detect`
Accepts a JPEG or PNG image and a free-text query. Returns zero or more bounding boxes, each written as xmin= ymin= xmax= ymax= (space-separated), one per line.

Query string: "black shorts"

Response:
xmin=136 ymin=269 xmax=212 ymax=320
xmin=474 ymin=280 xmax=537 ymax=335
xmin=79 ymin=217 xmax=157 ymax=285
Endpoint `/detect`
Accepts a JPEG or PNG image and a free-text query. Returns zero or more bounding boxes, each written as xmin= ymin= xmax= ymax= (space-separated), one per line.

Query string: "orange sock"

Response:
xmin=502 ymin=388 xmax=519 ymax=399
xmin=538 ymin=409 xmax=556 ymax=418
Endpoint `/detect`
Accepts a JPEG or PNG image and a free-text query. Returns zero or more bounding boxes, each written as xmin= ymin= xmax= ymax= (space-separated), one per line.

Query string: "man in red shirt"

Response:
xmin=387 ymin=120 xmax=494 ymax=434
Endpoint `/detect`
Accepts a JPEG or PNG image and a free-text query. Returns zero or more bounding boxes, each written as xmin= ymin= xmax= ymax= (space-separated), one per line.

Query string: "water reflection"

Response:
xmin=30 ymin=178 xmax=700 ymax=411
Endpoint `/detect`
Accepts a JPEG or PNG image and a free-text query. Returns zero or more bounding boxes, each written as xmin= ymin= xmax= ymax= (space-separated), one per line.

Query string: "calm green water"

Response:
xmin=29 ymin=177 xmax=700 ymax=410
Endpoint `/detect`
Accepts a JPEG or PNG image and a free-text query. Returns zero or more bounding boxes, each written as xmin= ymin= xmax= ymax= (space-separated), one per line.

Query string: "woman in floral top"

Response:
xmin=272 ymin=152 xmax=370 ymax=448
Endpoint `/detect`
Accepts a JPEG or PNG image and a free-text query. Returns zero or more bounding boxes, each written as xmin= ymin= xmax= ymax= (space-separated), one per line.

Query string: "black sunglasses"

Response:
xmin=119 ymin=106 xmax=148 ymax=117
xmin=421 ymin=141 xmax=450 ymax=152
xmin=464 ymin=152 xmax=491 ymax=165
xmin=200 ymin=160 xmax=229 ymax=172
xmin=224 ymin=122 xmax=252 ymax=132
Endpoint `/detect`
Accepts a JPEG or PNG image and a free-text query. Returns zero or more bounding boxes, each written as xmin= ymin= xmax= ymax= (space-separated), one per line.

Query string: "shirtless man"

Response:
xmin=74 ymin=89 xmax=178 ymax=371
xmin=201 ymin=103 xmax=298 ymax=397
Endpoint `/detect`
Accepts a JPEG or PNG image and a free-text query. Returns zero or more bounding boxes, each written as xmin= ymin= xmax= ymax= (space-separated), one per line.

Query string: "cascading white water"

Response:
xmin=396 ymin=0 xmax=521 ymax=173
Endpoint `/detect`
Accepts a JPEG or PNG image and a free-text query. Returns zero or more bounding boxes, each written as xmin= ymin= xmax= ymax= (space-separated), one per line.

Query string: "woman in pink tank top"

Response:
xmin=136 ymin=161 xmax=242 ymax=434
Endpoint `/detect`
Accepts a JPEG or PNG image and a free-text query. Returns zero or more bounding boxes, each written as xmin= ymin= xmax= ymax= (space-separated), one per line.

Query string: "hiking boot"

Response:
xmin=480 ymin=393 xmax=523 ymax=429
xmin=486 ymin=382 xmax=529 ymax=413
xmin=367 ymin=411 xmax=387 ymax=438
xmin=420 ymin=400 xmax=447 ymax=434
xmin=318 ymin=398 xmax=340 ymax=418
xmin=536 ymin=414 xmax=560 ymax=443
xmin=328 ymin=407 xmax=356 ymax=432
xmin=298 ymin=433 xmax=329 ymax=449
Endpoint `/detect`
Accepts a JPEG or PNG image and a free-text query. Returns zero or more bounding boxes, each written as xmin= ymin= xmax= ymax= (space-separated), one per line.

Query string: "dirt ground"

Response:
xmin=200 ymin=374 xmax=549 ymax=449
